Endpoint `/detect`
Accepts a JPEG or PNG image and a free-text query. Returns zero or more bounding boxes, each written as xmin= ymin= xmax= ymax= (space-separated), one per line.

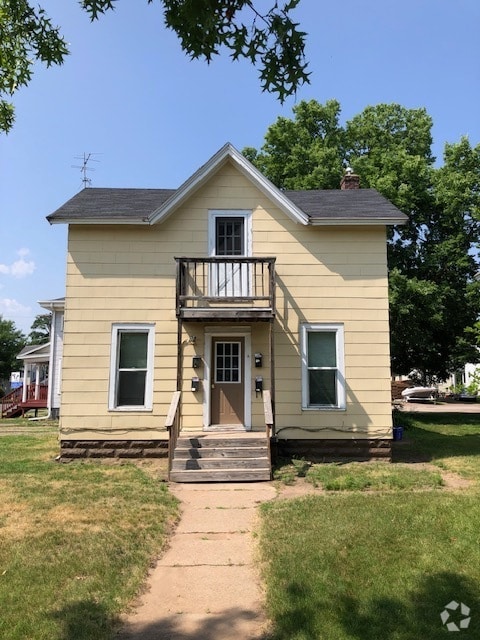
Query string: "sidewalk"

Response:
xmin=117 ymin=482 xmax=276 ymax=640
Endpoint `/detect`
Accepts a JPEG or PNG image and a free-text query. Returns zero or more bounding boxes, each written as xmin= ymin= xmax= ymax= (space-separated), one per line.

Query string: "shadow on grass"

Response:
xmin=393 ymin=413 xmax=480 ymax=464
xmin=337 ymin=572 xmax=479 ymax=640
xmin=52 ymin=600 xmax=118 ymax=640
xmin=268 ymin=572 xmax=479 ymax=640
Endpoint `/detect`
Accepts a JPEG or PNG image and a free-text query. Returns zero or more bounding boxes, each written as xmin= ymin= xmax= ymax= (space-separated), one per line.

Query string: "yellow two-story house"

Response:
xmin=48 ymin=143 xmax=406 ymax=481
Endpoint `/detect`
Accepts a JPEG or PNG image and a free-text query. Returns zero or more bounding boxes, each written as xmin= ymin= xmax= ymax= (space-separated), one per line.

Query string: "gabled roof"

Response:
xmin=17 ymin=342 xmax=51 ymax=361
xmin=47 ymin=143 xmax=407 ymax=226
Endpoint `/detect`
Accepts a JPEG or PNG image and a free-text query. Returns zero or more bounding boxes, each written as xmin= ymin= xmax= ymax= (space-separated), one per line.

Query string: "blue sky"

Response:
xmin=1 ymin=0 xmax=479 ymax=334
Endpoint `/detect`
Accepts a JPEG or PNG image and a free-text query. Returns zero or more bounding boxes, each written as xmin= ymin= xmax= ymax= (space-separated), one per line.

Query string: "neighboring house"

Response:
xmin=38 ymin=298 xmax=65 ymax=418
xmin=0 ymin=298 xmax=64 ymax=419
xmin=1 ymin=343 xmax=50 ymax=417
xmin=46 ymin=143 xmax=406 ymax=480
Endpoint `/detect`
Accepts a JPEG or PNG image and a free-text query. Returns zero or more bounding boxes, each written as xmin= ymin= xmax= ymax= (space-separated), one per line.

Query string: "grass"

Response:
xmin=274 ymin=458 xmax=444 ymax=491
xmin=394 ymin=412 xmax=480 ymax=483
xmin=0 ymin=428 xmax=178 ymax=640
xmin=262 ymin=412 xmax=480 ymax=640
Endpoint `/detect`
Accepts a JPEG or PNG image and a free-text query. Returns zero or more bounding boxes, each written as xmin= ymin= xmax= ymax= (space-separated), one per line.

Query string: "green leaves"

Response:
xmin=0 ymin=0 xmax=69 ymax=132
xmin=245 ymin=99 xmax=480 ymax=382
xmin=244 ymin=99 xmax=344 ymax=189
xmin=160 ymin=0 xmax=309 ymax=102
xmin=0 ymin=315 xmax=25 ymax=382
xmin=1 ymin=0 xmax=309 ymax=133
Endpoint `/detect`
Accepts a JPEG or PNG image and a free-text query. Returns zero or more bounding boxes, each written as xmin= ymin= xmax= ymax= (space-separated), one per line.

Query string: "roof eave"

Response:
xmin=47 ymin=216 xmax=149 ymax=225
xmin=17 ymin=342 xmax=51 ymax=359
xmin=149 ymin=143 xmax=309 ymax=226
xmin=309 ymin=216 xmax=407 ymax=226
xmin=38 ymin=298 xmax=65 ymax=311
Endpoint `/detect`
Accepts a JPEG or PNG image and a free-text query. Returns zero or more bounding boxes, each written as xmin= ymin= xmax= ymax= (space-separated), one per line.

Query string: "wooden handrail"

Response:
xmin=1 ymin=387 xmax=23 ymax=417
xmin=263 ymin=389 xmax=274 ymax=431
xmin=166 ymin=391 xmax=181 ymax=476
xmin=263 ymin=390 xmax=274 ymax=479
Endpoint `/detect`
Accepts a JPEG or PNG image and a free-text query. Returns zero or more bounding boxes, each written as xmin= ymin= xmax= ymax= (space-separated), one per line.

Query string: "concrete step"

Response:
xmin=171 ymin=457 xmax=270 ymax=471
xmin=169 ymin=468 xmax=272 ymax=483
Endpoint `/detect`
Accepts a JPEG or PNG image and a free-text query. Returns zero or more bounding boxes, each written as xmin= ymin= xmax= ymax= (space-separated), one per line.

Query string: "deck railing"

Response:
xmin=1 ymin=383 xmax=48 ymax=417
xmin=175 ymin=257 xmax=276 ymax=313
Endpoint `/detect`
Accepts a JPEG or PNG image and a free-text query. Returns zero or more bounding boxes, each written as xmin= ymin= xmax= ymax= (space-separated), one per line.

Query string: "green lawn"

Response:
xmin=0 ymin=429 xmax=178 ymax=640
xmin=262 ymin=413 xmax=480 ymax=640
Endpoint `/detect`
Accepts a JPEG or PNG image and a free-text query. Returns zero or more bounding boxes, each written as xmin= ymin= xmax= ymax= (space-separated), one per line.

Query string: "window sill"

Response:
xmin=302 ymin=406 xmax=346 ymax=412
xmin=108 ymin=407 xmax=153 ymax=412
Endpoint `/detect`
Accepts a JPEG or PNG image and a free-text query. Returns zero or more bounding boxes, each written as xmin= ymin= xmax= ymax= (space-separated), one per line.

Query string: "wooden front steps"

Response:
xmin=169 ymin=433 xmax=271 ymax=483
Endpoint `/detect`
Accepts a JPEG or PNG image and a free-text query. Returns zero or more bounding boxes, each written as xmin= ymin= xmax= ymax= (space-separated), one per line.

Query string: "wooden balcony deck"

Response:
xmin=175 ymin=257 xmax=276 ymax=321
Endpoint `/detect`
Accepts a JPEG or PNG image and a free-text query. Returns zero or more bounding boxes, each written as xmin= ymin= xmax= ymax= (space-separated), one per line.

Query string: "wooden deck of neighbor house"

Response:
xmin=1 ymin=384 xmax=48 ymax=418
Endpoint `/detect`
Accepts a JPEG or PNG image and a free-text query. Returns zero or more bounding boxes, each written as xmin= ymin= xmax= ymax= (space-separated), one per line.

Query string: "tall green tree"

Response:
xmin=245 ymin=100 xmax=480 ymax=382
xmin=1 ymin=0 xmax=308 ymax=133
xmin=27 ymin=313 xmax=51 ymax=345
xmin=0 ymin=316 xmax=26 ymax=386
xmin=243 ymin=99 xmax=345 ymax=189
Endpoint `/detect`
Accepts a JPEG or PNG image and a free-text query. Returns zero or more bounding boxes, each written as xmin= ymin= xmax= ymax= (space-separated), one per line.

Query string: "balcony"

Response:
xmin=175 ymin=257 xmax=276 ymax=321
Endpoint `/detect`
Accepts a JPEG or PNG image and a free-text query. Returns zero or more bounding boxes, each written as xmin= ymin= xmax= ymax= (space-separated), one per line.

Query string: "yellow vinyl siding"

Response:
xmin=59 ymin=160 xmax=392 ymax=440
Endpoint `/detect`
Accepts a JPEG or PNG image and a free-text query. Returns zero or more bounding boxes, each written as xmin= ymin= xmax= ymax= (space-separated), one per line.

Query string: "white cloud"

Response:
xmin=0 ymin=298 xmax=31 ymax=315
xmin=0 ymin=248 xmax=36 ymax=279
xmin=0 ymin=298 xmax=33 ymax=332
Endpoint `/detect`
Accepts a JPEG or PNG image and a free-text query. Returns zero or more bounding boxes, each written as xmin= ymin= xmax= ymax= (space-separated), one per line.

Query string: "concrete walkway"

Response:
xmin=117 ymin=482 xmax=277 ymax=640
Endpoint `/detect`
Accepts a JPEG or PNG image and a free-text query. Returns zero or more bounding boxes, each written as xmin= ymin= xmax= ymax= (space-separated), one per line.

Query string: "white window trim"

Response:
xmin=109 ymin=323 xmax=155 ymax=411
xmin=301 ymin=323 xmax=346 ymax=410
xmin=208 ymin=210 xmax=253 ymax=257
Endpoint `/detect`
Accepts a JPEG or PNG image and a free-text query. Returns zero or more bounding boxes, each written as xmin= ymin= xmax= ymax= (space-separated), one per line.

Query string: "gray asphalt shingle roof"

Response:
xmin=47 ymin=185 xmax=406 ymax=225
xmin=47 ymin=188 xmax=176 ymax=222
xmin=285 ymin=188 xmax=405 ymax=221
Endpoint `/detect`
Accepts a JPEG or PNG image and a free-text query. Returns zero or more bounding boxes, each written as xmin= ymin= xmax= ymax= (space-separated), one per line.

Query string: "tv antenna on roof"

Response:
xmin=72 ymin=152 xmax=101 ymax=188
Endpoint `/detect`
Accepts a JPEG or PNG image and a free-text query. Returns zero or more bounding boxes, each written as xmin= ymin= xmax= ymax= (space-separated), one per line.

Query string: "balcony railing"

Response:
xmin=175 ymin=257 xmax=276 ymax=320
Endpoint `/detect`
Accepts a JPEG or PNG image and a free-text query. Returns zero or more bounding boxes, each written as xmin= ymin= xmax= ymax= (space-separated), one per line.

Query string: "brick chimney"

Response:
xmin=340 ymin=167 xmax=360 ymax=190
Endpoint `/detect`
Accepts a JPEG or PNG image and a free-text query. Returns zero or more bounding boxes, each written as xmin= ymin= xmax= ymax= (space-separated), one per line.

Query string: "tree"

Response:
xmin=27 ymin=313 xmax=51 ymax=345
xmin=245 ymin=100 xmax=480 ymax=382
xmin=0 ymin=0 xmax=308 ymax=133
xmin=244 ymin=99 xmax=345 ymax=189
xmin=0 ymin=316 xmax=26 ymax=386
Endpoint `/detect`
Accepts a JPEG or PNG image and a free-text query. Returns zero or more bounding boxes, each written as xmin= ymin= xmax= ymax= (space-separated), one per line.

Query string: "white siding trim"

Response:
xmin=108 ymin=323 xmax=155 ymax=411
xmin=208 ymin=210 xmax=253 ymax=257
xmin=301 ymin=323 xmax=346 ymax=410
xmin=149 ymin=143 xmax=309 ymax=226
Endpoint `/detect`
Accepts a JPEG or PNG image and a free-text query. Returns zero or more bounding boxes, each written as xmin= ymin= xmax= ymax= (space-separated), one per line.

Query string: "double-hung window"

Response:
xmin=109 ymin=324 xmax=154 ymax=410
xmin=301 ymin=323 xmax=345 ymax=409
